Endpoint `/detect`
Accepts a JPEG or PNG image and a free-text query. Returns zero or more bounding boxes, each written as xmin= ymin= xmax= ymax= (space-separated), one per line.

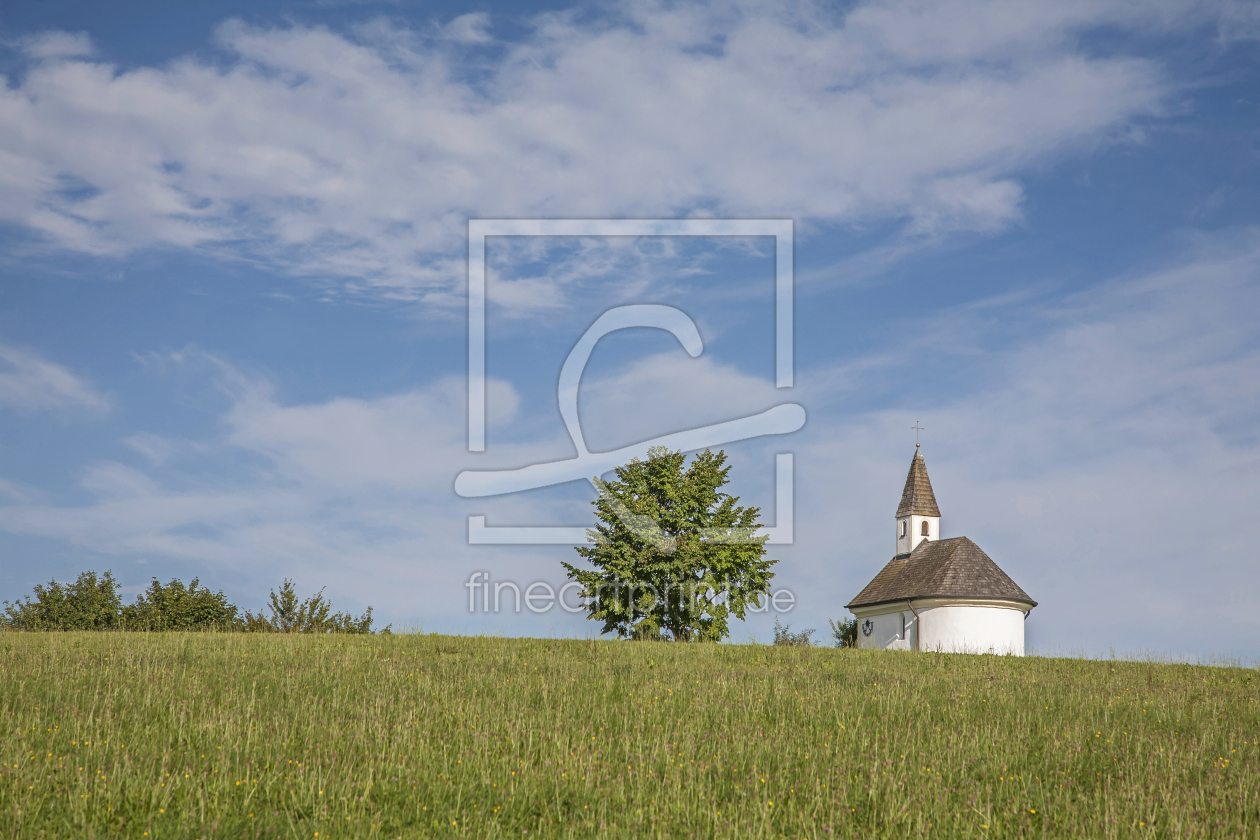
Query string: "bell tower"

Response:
xmin=895 ymin=444 xmax=941 ymax=557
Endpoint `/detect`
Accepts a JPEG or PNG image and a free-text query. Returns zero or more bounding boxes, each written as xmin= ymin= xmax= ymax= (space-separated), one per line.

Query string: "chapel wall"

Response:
xmin=918 ymin=604 xmax=1024 ymax=656
xmin=856 ymin=608 xmax=915 ymax=651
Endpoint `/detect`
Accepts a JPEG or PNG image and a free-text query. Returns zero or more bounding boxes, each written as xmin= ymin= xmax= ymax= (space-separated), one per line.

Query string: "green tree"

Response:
xmin=1 ymin=570 xmax=123 ymax=631
xmin=244 ymin=579 xmax=378 ymax=634
xmin=563 ymin=447 xmax=776 ymax=642
xmin=121 ymin=577 xmax=240 ymax=630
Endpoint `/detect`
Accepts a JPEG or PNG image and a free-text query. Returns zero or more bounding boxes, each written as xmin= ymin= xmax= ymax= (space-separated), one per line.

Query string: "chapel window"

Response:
xmin=901 ymin=520 xmax=906 ymax=537
xmin=921 ymin=520 xmax=930 ymax=536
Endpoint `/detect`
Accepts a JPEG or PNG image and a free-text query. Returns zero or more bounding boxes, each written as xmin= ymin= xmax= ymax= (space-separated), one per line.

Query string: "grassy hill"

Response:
xmin=0 ymin=632 xmax=1256 ymax=839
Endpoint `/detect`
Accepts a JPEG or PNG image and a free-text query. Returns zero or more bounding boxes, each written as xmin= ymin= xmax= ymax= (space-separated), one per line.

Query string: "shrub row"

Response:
xmin=0 ymin=571 xmax=384 ymax=633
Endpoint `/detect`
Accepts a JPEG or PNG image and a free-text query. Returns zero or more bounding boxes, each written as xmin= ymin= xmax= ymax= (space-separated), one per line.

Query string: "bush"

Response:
xmin=121 ymin=577 xmax=240 ymax=631
xmin=2 ymin=571 xmax=385 ymax=633
xmin=772 ymin=617 xmax=814 ymax=647
xmin=2 ymin=570 xmax=123 ymax=631
xmin=829 ymin=616 xmax=858 ymax=648
xmin=243 ymin=579 xmax=380 ymax=634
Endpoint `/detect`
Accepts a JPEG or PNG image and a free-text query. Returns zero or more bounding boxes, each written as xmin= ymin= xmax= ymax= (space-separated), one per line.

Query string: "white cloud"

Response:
xmin=843 ymin=0 xmax=1172 ymax=61
xmin=483 ymin=234 xmax=771 ymax=320
xmin=578 ymin=351 xmax=785 ymax=454
xmin=17 ymin=31 xmax=94 ymax=60
xmin=442 ymin=13 xmax=492 ymax=44
xmin=0 ymin=477 xmax=35 ymax=503
xmin=123 ymin=433 xmax=178 ymax=466
xmin=0 ymin=345 xmax=109 ymax=413
xmin=226 ymin=374 xmax=519 ymax=490
xmin=0 ymin=0 xmax=1186 ymax=302
xmin=79 ymin=462 xmax=163 ymax=499
xmin=909 ymin=177 xmax=1025 ymax=235
xmin=1218 ymin=0 xmax=1260 ymax=41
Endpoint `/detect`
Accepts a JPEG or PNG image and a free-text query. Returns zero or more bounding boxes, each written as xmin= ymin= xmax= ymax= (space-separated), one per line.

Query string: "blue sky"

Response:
xmin=0 ymin=0 xmax=1258 ymax=656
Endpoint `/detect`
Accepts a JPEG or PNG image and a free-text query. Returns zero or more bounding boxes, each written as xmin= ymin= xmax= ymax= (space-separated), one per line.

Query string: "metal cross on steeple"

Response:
xmin=911 ymin=421 xmax=924 ymax=448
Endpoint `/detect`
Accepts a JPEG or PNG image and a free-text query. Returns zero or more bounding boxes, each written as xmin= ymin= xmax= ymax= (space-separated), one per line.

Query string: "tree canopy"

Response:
xmin=563 ymin=447 xmax=776 ymax=641
xmin=2 ymin=572 xmax=381 ymax=633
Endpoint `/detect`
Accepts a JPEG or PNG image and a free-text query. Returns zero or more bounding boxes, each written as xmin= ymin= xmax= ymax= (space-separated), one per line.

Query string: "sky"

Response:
xmin=0 ymin=0 xmax=1258 ymax=657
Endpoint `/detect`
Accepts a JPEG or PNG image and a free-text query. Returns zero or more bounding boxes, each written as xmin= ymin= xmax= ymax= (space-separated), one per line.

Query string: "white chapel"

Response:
xmin=846 ymin=446 xmax=1036 ymax=655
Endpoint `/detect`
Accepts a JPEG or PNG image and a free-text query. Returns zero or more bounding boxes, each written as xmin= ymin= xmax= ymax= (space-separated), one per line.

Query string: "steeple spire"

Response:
xmin=895 ymin=449 xmax=941 ymax=555
xmin=896 ymin=449 xmax=940 ymax=517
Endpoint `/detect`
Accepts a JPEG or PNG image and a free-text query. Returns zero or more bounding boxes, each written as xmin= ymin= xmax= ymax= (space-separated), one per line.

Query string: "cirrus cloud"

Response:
xmin=0 ymin=345 xmax=109 ymax=414
xmin=0 ymin=0 xmax=1186 ymax=301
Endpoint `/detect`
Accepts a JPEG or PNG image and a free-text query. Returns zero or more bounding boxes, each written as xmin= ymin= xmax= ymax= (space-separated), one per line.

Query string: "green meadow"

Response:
xmin=0 ymin=632 xmax=1256 ymax=839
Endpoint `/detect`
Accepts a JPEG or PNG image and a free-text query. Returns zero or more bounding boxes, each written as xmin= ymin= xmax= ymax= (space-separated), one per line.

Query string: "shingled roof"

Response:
xmin=896 ymin=449 xmax=941 ymax=517
xmin=846 ymin=537 xmax=1036 ymax=609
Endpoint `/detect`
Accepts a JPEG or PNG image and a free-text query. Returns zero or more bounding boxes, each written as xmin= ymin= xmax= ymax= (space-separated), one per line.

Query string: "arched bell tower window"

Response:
xmin=900 ymin=520 xmax=907 ymax=537
xmin=920 ymin=520 xmax=930 ymax=536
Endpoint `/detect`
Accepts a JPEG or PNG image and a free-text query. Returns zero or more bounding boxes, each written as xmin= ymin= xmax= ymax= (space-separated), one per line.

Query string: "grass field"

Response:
xmin=0 ymin=633 xmax=1257 ymax=839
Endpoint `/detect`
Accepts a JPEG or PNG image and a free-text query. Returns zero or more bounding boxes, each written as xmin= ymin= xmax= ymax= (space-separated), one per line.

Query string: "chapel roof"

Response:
xmin=896 ymin=448 xmax=941 ymax=518
xmin=846 ymin=536 xmax=1036 ymax=609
